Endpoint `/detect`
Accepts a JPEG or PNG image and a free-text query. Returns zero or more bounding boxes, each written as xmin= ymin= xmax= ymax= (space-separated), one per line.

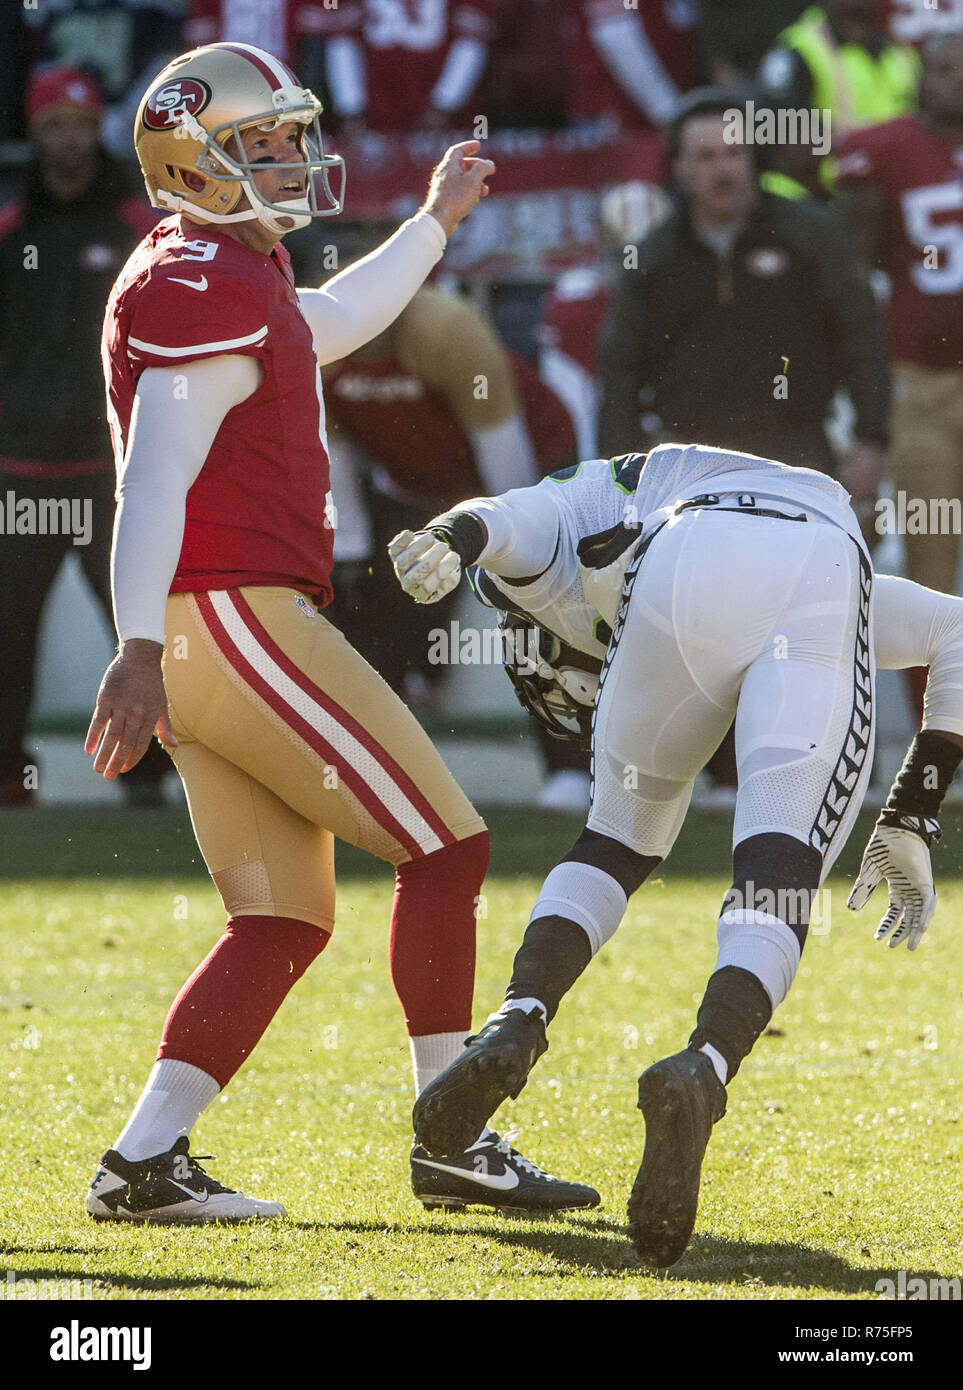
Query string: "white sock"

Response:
xmin=489 ymin=997 xmax=548 ymax=1025
xmin=114 ymin=1059 xmax=220 ymax=1161
xmin=699 ymin=1042 xmax=728 ymax=1086
xmin=409 ymin=1031 xmax=469 ymax=1096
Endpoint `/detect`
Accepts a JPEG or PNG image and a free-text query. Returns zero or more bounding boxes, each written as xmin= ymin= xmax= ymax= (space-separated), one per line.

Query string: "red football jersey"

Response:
xmin=355 ymin=0 xmax=502 ymax=132
xmin=567 ymin=0 xmax=697 ymax=130
xmin=537 ymin=265 xmax=609 ymax=376
xmin=883 ymin=0 xmax=963 ymax=46
xmin=102 ymin=217 xmax=334 ymax=603
xmin=324 ymin=349 xmax=574 ymax=507
xmin=185 ymin=0 xmax=363 ymax=64
xmin=836 ymin=116 xmax=963 ymax=369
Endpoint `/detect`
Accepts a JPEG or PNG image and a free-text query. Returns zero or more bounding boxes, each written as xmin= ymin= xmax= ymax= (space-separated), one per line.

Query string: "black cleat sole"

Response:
xmin=414 ymin=1049 xmax=531 ymax=1158
xmin=627 ymin=1052 xmax=725 ymax=1268
xmin=419 ymin=1196 xmax=599 ymax=1217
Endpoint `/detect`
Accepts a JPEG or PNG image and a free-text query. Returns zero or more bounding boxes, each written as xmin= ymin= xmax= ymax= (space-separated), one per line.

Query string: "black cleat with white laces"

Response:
xmin=411 ymin=1130 xmax=600 ymax=1214
xmin=85 ymin=1136 xmax=285 ymax=1223
xmin=627 ymin=1048 xmax=727 ymax=1267
xmin=413 ymin=1007 xmax=549 ymax=1158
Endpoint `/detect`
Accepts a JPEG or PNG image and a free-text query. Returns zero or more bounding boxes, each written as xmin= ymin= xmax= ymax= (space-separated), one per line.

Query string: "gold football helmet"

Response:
xmin=134 ymin=42 xmax=345 ymax=235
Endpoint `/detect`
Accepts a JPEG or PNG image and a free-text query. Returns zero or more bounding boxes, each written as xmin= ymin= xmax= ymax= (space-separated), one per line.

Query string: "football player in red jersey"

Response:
xmin=314 ymin=0 xmax=502 ymax=133
xmin=83 ymin=42 xmax=598 ymax=1222
xmin=566 ymin=0 xmax=698 ymax=132
xmin=837 ymin=32 xmax=963 ymax=715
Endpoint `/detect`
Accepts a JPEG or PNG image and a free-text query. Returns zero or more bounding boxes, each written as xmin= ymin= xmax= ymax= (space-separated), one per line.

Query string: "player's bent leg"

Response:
xmin=163 ymin=589 xmax=592 ymax=1211
xmin=413 ymin=827 xmax=660 ymax=1160
xmin=87 ymin=746 xmax=335 ymax=1223
xmin=628 ymin=831 xmax=822 ymax=1266
xmin=163 ymin=588 xmax=486 ymax=1090
xmin=630 ymin=519 xmax=874 ymax=1265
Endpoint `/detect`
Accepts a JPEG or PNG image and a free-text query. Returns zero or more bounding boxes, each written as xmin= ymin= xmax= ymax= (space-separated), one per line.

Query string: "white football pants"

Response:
xmin=588 ymin=506 xmax=874 ymax=879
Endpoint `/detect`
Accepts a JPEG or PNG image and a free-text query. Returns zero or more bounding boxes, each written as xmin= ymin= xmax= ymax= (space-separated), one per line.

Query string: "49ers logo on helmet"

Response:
xmin=143 ymin=78 xmax=212 ymax=131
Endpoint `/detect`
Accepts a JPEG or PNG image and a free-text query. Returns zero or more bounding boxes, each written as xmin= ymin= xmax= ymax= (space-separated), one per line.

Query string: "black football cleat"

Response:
xmin=627 ymin=1049 xmax=727 ymax=1267
xmin=413 ymin=1008 xmax=548 ymax=1158
xmin=411 ymin=1131 xmax=599 ymax=1214
xmin=85 ymin=1136 xmax=285 ymax=1223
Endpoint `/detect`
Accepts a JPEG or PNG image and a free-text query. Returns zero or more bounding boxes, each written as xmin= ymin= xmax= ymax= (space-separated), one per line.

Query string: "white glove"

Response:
xmin=847 ymin=823 xmax=937 ymax=950
xmin=388 ymin=528 xmax=462 ymax=605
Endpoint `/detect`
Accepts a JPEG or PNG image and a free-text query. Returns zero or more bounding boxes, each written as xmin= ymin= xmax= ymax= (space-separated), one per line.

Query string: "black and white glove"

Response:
xmin=388 ymin=529 xmax=462 ymax=605
xmin=388 ymin=511 xmax=488 ymax=605
xmin=846 ymin=812 xmax=940 ymax=951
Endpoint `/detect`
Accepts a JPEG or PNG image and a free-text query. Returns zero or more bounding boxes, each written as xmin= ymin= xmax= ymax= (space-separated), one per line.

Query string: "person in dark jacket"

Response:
xmin=0 ymin=65 xmax=167 ymax=806
xmin=598 ymin=87 xmax=890 ymax=493
xmin=597 ymin=86 xmax=890 ymax=801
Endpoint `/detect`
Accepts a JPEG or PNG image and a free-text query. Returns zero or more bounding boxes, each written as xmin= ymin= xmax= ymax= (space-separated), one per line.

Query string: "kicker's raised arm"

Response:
xmin=298 ymin=141 xmax=494 ymax=365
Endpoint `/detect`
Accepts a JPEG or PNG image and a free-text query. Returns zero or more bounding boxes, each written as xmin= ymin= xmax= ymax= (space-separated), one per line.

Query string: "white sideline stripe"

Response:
xmin=209 ymin=590 xmax=444 ymax=853
xmin=222 ymin=41 xmax=294 ymax=88
xmin=127 ymin=326 xmax=268 ymax=358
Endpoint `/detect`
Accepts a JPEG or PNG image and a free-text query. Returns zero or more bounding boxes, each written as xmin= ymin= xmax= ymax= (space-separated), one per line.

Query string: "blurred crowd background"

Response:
xmin=1 ymin=0 xmax=962 ymax=813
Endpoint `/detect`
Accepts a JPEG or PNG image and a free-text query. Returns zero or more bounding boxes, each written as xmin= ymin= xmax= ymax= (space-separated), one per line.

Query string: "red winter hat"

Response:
xmin=27 ymin=67 xmax=105 ymax=127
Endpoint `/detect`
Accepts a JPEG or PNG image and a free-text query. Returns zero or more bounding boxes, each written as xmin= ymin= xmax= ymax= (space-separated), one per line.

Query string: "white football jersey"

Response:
xmin=466 ymin=442 xmax=865 ymax=657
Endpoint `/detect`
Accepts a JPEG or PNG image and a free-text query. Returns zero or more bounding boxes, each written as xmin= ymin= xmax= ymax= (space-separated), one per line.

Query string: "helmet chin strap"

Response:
xmin=156 ymin=187 xmax=260 ymax=224
xmin=156 ymin=183 xmax=311 ymax=237
xmin=244 ymin=186 xmax=313 ymax=236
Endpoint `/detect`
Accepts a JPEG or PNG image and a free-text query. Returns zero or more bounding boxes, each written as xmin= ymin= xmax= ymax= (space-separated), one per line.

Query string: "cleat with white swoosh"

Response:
xmin=85 ymin=1136 xmax=285 ymax=1223
xmin=411 ymin=1131 xmax=599 ymax=1215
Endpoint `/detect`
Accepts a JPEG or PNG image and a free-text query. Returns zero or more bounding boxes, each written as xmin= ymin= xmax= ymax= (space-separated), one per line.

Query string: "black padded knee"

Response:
xmin=560 ymin=827 xmax=661 ymax=897
xmin=725 ymin=832 xmax=823 ymax=949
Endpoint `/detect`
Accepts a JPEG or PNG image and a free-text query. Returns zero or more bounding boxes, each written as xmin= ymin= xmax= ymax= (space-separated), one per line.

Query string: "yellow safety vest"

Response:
xmin=760 ymin=170 xmax=813 ymax=200
xmin=775 ymin=6 xmax=920 ymax=189
xmin=779 ymin=5 xmax=920 ymax=131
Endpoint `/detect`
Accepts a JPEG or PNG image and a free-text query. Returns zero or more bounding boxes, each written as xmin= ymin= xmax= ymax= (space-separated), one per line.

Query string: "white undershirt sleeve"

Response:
xmin=112 ymin=356 xmax=261 ymax=644
xmin=297 ymin=214 xmax=447 ymax=366
xmin=589 ymin=13 xmax=682 ymax=126
xmin=874 ymin=573 xmax=963 ymax=737
xmin=469 ymin=415 xmax=539 ymax=496
xmin=429 ymin=36 xmax=488 ymax=113
xmin=452 ymin=481 xmax=561 ymax=580
xmin=325 ymin=35 xmax=366 ymax=118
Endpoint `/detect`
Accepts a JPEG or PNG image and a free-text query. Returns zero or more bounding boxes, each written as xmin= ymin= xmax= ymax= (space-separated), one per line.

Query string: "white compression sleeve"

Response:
xmin=112 ymin=356 xmax=260 ymax=644
xmin=588 ymin=13 xmax=682 ymax=125
xmin=325 ymin=35 xmax=366 ymax=118
xmin=469 ymin=415 xmax=539 ymax=496
xmin=298 ymin=214 xmax=447 ymax=366
xmin=451 ymin=482 xmax=561 ymax=580
xmin=874 ymin=574 xmax=963 ymax=737
xmin=429 ymin=37 xmax=488 ymax=113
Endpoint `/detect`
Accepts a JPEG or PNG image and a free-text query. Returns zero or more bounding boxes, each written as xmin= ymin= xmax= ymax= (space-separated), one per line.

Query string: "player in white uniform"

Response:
xmin=389 ymin=442 xmax=963 ymax=1265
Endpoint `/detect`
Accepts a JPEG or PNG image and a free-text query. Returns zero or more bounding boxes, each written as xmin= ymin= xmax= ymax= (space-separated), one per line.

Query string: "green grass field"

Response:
xmin=1 ymin=804 xmax=961 ymax=1302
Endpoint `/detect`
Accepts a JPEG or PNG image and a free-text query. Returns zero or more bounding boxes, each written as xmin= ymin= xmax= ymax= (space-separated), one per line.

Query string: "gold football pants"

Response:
xmin=161 ymin=586 xmax=485 ymax=931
